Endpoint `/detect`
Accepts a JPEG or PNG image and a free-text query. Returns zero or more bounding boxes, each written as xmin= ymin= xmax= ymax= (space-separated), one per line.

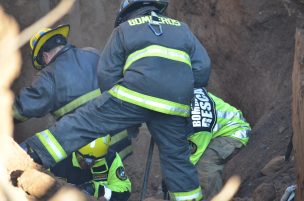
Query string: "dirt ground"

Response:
xmin=1 ymin=0 xmax=303 ymax=200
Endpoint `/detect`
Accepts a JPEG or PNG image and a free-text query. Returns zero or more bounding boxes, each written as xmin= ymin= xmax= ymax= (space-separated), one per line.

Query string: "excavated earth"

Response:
xmin=2 ymin=0 xmax=304 ymax=200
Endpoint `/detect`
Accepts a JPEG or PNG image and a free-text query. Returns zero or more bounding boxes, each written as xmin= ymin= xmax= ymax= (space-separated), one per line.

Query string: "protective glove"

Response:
xmin=20 ymin=142 xmax=42 ymax=165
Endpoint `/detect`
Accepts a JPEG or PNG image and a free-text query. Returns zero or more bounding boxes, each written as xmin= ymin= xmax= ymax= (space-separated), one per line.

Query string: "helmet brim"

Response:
xmin=32 ymin=24 xmax=70 ymax=70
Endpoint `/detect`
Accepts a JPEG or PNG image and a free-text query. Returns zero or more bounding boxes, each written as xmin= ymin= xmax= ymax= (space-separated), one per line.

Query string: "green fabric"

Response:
xmin=91 ymin=158 xmax=108 ymax=198
xmin=71 ymin=152 xmax=81 ymax=168
xmin=93 ymin=181 xmax=102 ymax=198
xmin=170 ymin=186 xmax=203 ymax=201
xmin=189 ymin=92 xmax=251 ymax=165
xmin=52 ymin=88 xmax=101 ymax=119
xmin=124 ymin=45 xmax=191 ymax=73
xmin=106 ymin=153 xmax=131 ymax=193
xmin=36 ymin=129 xmax=67 ymax=162
xmin=209 ymin=93 xmax=250 ymax=144
xmin=83 ymin=153 xmax=131 ymax=197
xmin=188 ymin=132 xmax=213 ymax=165
xmin=109 ymin=85 xmax=190 ymax=117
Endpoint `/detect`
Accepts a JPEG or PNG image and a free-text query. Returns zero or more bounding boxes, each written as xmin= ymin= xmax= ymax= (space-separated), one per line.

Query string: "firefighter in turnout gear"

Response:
xmin=50 ymin=136 xmax=131 ymax=201
xmin=16 ymin=25 xmax=133 ymax=160
xmin=188 ymin=87 xmax=251 ymax=200
xmin=21 ymin=1 xmax=211 ymax=200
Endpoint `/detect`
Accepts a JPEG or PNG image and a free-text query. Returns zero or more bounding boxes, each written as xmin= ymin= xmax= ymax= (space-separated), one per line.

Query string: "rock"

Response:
xmin=252 ymin=183 xmax=275 ymax=201
xmin=17 ymin=169 xmax=56 ymax=199
xmin=261 ymin=156 xmax=285 ymax=176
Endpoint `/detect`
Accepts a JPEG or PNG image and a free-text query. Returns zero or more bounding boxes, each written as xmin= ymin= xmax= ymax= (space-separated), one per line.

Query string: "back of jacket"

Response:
xmin=14 ymin=45 xmax=100 ymax=120
xmin=50 ymin=45 xmax=100 ymax=118
xmin=98 ymin=14 xmax=211 ymax=112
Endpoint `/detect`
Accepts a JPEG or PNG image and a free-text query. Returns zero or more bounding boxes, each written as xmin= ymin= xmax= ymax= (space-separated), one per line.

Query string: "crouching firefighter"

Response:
xmin=20 ymin=0 xmax=212 ymax=200
xmin=163 ymin=87 xmax=251 ymax=200
xmin=188 ymin=87 xmax=251 ymax=200
xmin=50 ymin=135 xmax=131 ymax=201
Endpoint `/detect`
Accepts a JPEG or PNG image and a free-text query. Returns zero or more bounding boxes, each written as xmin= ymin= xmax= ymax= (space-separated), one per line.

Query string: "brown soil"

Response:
xmin=1 ymin=0 xmax=303 ymax=200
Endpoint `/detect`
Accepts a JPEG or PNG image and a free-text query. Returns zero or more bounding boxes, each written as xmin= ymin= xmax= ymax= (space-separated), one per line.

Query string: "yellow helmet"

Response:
xmin=30 ymin=24 xmax=70 ymax=70
xmin=78 ymin=135 xmax=111 ymax=158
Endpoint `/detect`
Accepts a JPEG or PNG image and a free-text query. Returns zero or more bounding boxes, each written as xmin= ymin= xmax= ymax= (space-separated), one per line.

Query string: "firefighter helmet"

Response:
xmin=115 ymin=0 xmax=169 ymax=27
xmin=78 ymin=135 xmax=111 ymax=159
xmin=30 ymin=24 xmax=70 ymax=70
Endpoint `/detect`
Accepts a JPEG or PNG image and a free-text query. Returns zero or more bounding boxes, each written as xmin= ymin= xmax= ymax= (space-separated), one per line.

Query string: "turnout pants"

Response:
xmin=27 ymin=92 xmax=201 ymax=200
xmin=197 ymin=137 xmax=243 ymax=200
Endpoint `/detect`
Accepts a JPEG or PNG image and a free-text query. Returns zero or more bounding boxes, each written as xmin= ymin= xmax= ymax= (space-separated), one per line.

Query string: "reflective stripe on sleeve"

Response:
xmin=170 ymin=186 xmax=203 ymax=201
xmin=124 ymin=45 xmax=191 ymax=73
xmin=52 ymin=88 xmax=101 ymax=119
xmin=36 ymin=129 xmax=67 ymax=162
xmin=109 ymin=85 xmax=190 ymax=117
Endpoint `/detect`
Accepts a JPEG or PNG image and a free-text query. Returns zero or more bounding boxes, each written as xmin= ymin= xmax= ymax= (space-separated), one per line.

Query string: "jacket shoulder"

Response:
xmin=79 ymin=47 xmax=101 ymax=56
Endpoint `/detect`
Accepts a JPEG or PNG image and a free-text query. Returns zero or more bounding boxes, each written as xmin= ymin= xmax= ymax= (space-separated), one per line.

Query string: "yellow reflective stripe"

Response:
xmin=170 ymin=186 xmax=203 ymax=201
xmin=124 ymin=45 xmax=191 ymax=73
xmin=110 ymin=130 xmax=128 ymax=145
xmin=118 ymin=145 xmax=133 ymax=160
xmin=13 ymin=105 xmax=28 ymax=122
xmin=36 ymin=129 xmax=67 ymax=162
xmin=109 ymin=85 xmax=190 ymax=117
xmin=52 ymin=89 xmax=101 ymax=119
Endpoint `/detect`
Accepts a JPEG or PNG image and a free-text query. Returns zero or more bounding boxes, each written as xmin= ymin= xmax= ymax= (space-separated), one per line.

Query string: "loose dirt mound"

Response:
xmin=1 ymin=0 xmax=303 ymax=200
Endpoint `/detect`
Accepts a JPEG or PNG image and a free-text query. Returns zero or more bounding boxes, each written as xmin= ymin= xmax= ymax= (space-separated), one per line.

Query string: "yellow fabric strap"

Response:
xmin=110 ymin=130 xmax=128 ymax=145
xmin=124 ymin=45 xmax=191 ymax=73
xmin=109 ymin=85 xmax=190 ymax=117
xmin=52 ymin=88 xmax=101 ymax=119
xmin=36 ymin=129 xmax=67 ymax=162
xmin=71 ymin=152 xmax=81 ymax=167
xmin=118 ymin=145 xmax=132 ymax=160
xmin=110 ymin=130 xmax=133 ymax=160
xmin=93 ymin=181 xmax=101 ymax=198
